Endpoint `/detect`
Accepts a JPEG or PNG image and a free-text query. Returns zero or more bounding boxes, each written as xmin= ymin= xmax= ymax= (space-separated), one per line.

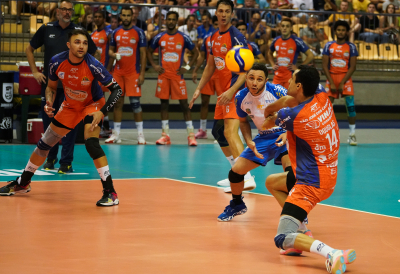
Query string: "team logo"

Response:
xmin=214 ymin=57 xmax=225 ymax=70
xmin=81 ymin=76 xmax=90 ymax=86
xmin=277 ymin=57 xmax=290 ymax=67
xmin=330 ymin=48 xmax=334 ymax=53
xmin=2 ymin=83 xmax=13 ymax=103
xmin=58 ymin=72 xmax=64 ymax=79
xmin=70 ymin=68 xmax=78 ymax=73
xmin=163 ymin=52 xmax=179 ymax=62
xmin=176 ymin=43 xmax=182 ymax=50
xmin=161 ymin=41 xmax=166 ymax=46
xmin=305 ymin=120 xmax=320 ymax=130
xmin=68 ymin=75 xmax=78 ymax=79
xmin=157 ymin=84 xmax=161 ymax=92
xmin=314 ymin=144 xmax=326 ymax=153
xmin=0 ymin=117 xmax=12 ymax=130
xmin=169 ymin=37 xmax=174 ymax=41
xmin=221 ymin=43 xmax=227 ymax=53
xmin=130 ymin=37 xmax=136 ymax=44
xmin=246 ymin=108 xmax=251 ymax=114
xmin=331 ymin=58 xmax=346 ymax=68
xmin=99 ymin=38 xmax=105 ymax=44
xmin=65 ymin=87 xmax=88 ymax=102
xmin=288 ymin=47 xmax=294 ymax=54
xmin=257 ymin=105 xmax=263 ymax=110
xmin=217 ymin=36 xmax=222 ymax=40
xmin=116 ymin=36 xmax=120 ymax=41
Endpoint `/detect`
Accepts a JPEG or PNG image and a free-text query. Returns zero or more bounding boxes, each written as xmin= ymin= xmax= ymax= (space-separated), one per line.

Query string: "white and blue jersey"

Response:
xmin=235 ymin=82 xmax=288 ymax=166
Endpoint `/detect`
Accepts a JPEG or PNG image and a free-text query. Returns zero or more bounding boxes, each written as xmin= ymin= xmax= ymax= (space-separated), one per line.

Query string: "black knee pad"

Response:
xmin=85 ymin=137 xmax=105 ymax=160
xmin=281 ymin=202 xmax=308 ymax=223
xmin=212 ymin=119 xmax=229 ymax=147
xmin=285 ymin=166 xmax=296 ymax=192
xmin=228 ymin=169 xmax=245 ymax=183
xmin=84 ymin=115 xmax=103 ymax=128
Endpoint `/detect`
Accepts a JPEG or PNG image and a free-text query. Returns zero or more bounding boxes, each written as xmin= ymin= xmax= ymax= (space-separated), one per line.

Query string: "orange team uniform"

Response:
xmin=150 ymin=31 xmax=195 ymax=100
xmin=270 ymin=35 xmax=309 ymax=89
xmin=209 ymin=26 xmax=248 ymax=120
xmin=199 ymin=33 xmax=222 ymax=96
xmin=275 ymin=84 xmax=340 ymax=214
xmin=48 ymin=51 xmax=115 ymax=129
xmin=322 ymin=41 xmax=358 ymax=99
xmin=110 ymin=26 xmax=147 ymax=97
xmin=91 ymin=27 xmax=113 ymax=92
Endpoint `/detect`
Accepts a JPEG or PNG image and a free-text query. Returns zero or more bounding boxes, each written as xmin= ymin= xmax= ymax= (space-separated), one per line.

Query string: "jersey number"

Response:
xmin=325 ymin=128 xmax=338 ymax=152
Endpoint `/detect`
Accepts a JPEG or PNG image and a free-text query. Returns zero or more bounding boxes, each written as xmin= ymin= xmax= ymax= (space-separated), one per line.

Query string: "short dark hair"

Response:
xmin=248 ymin=63 xmax=269 ymax=78
xmin=94 ymin=10 xmax=105 ymax=18
xmin=212 ymin=15 xmax=218 ymax=24
xmin=201 ymin=11 xmax=212 ymax=19
xmin=237 ymin=22 xmax=247 ymax=30
xmin=216 ymin=0 xmax=234 ymax=12
xmin=294 ymin=65 xmax=320 ymax=97
xmin=281 ymin=18 xmax=292 ymax=27
xmin=167 ymin=10 xmax=179 ymax=20
xmin=121 ymin=7 xmax=133 ymax=15
xmin=58 ymin=0 xmax=72 ymax=8
xmin=110 ymin=15 xmax=120 ymax=22
xmin=333 ymin=20 xmax=350 ymax=32
xmin=68 ymin=29 xmax=89 ymax=42
xmin=186 ymin=14 xmax=196 ymax=23
xmin=367 ymin=2 xmax=375 ymax=8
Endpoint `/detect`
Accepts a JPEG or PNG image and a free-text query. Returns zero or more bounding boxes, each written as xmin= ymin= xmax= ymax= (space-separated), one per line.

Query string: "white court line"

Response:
xmin=163 ymin=177 xmax=400 ymax=220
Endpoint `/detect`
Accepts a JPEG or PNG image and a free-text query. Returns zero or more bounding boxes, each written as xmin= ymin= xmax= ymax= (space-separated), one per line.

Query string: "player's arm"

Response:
xmin=264 ymin=96 xmax=298 ymax=117
xmin=337 ymin=56 xmax=357 ymax=91
xmin=256 ymin=53 xmax=266 ymax=64
xmin=239 ymin=116 xmax=253 ymax=146
xmin=192 ymin=51 xmax=205 ymax=83
xmin=189 ymin=53 xmax=216 ymax=108
xmin=263 ymin=112 xmax=278 ymax=130
xmin=138 ymin=47 xmax=147 ymax=86
xmin=289 ymin=48 xmax=314 ymax=71
xmin=322 ymin=54 xmax=336 ymax=92
xmin=217 ymin=74 xmax=246 ymax=105
xmin=178 ymin=46 xmax=199 ymax=75
xmin=107 ymin=45 xmax=116 ymax=71
xmin=26 ymin=24 xmax=46 ymax=84
xmin=100 ymin=82 xmax=123 ymax=115
xmin=267 ymin=49 xmax=278 ymax=70
xmin=147 ymin=47 xmax=165 ymax=74
xmin=44 ymin=79 xmax=58 ymax=118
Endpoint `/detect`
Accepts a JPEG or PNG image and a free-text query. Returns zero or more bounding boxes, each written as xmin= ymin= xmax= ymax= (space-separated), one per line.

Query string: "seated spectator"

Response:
xmin=135 ymin=0 xmax=152 ymax=23
xmin=335 ymin=0 xmax=353 ymax=12
xmin=105 ymin=15 xmax=122 ymax=32
xmin=319 ymin=1 xmax=358 ymax=42
xmin=382 ymin=0 xmax=400 ymax=12
xmin=237 ymin=0 xmax=260 ymax=8
xmin=148 ymin=12 xmax=167 ymax=40
xmin=248 ymin=12 xmax=269 ymax=54
xmin=37 ymin=2 xmax=58 ymax=17
xmin=178 ymin=14 xmax=198 ymax=63
xmin=262 ymin=0 xmax=282 ymax=39
xmin=194 ymin=0 xmax=215 ymax=27
xmin=313 ymin=0 xmax=337 ymax=21
xmin=132 ymin=6 xmax=148 ymax=32
xmin=359 ymin=3 xmax=390 ymax=42
xmin=380 ymin=4 xmax=400 ymax=42
xmin=105 ymin=0 xmax=122 ymax=23
xmin=71 ymin=1 xmax=86 ymax=24
xmin=149 ymin=0 xmax=168 ymax=22
xmin=197 ymin=12 xmax=215 ymax=45
xmin=291 ymin=0 xmax=314 ymax=24
xmin=300 ymin=16 xmax=324 ymax=54
xmin=82 ymin=9 xmax=94 ymax=32
xmin=170 ymin=0 xmax=192 ymax=26
xmin=237 ymin=0 xmax=257 ymax=24
xmin=231 ymin=18 xmax=239 ymax=27
xmin=17 ymin=1 xmax=39 ymax=24
xmin=278 ymin=0 xmax=293 ymax=9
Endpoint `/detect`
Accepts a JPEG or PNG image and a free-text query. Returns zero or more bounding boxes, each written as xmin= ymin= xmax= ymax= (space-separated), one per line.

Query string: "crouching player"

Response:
xmin=263 ymin=66 xmax=356 ymax=273
xmin=0 ymin=29 xmax=122 ymax=207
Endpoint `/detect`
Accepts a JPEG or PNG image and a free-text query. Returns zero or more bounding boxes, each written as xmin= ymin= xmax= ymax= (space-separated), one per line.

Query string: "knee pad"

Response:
xmin=285 ymin=166 xmax=296 ymax=192
xmin=129 ymin=96 xmax=142 ymax=114
xmin=212 ymin=120 xmax=229 ymax=147
xmin=345 ymin=96 xmax=356 ymax=118
xmin=85 ymin=137 xmax=105 ymax=160
xmin=34 ymin=126 xmax=63 ymax=157
xmin=274 ymin=215 xmax=301 ymax=250
xmin=228 ymin=169 xmax=245 ymax=183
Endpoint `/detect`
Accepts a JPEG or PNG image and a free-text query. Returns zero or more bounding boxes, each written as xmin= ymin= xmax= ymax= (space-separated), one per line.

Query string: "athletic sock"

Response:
xmin=310 ymin=240 xmax=334 ymax=258
xmin=114 ymin=122 xmax=121 ymax=135
xmin=226 ymin=156 xmax=235 ymax=167
xmin=161 ymin=120 xmax=169 ymax=135
xmin=349 ymin=124 xmax=355 ymax=135
xmin=185 ymin=120 xmax=193 ymax=129
xmin=18 ymin=161 xmax=38 ymax=185
xmin=200 ymin=119 xmax=207 ymax=131
xmin=232 ymin=193 xmax=243 ymax=205
xmin=97 ymin=166 xmax=115 ymax=192
xmin=136 ymin=121 xmax=143 ymax=134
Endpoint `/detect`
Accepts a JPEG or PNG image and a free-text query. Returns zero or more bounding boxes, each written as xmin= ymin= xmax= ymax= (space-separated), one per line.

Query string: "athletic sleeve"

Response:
xmin=232 ymin=31 xmax=248 ymax=49
xmin=234 ymin=89 xmax=248 ymax=118
xmin=138 ymin=28 xmax=147 ymax=48
xmin=322 ymin=42 xmax=331 ymax=56
xmin=150 ymin=32 xmax=162 ymax=50
xmin=249 ymin=42 xmax=261 ymax=56
xmin=294 ymin=36 xmax=309 ymax=54
xmin=183 ymin=33 xmax=195 ymax=51
xmin=268 ymin=83 xmax=288 ymax=99
xmin=349 ymin=43 xmax=359 ymax=57
xmin=276 ymin=107 xmax=295 ymax=131
xmin=29 ymin=24 xmax=46 ymax=49
xmin=48 ymin=56 xmax=60 ymax=81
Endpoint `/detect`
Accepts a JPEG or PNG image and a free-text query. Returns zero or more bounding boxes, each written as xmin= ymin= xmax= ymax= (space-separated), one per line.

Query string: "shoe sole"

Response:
xmin=331 ymin=256 xmax=346 ymax=274
xmin=343 ymin=249 xmax=356 ymax=264
xmin=280 ymin=249 xmax=303 ymax=256
xmin=217 ymin=208 xmax=247 ymax=221
xmin=217 ymin=182 xmax=230 ymax=187
xmin=156 ymin=142 xmax=171 ymax=145
xmin=138 ymin=142 xmax=146 ymax=145
xmin=58 ymin=170 xmax=72 ymax=174
xmin=0 ymin=188 xmax=31 ymax=196
xmin=195 ymin=136 xmax=207 ymax=139
xmin=96 ymin=199 xmax=120 ymax=207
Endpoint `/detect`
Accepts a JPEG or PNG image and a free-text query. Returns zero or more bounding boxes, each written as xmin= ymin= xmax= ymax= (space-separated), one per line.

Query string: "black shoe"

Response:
xmin=96 ymin=189 xmax=119 ymax=206
xmin=58 ymin=164 xmax=73 ymax=174
xmin=0 ymin=178 xmax=31 ymax=196
xmin=43 ymin=158 xmax=58 ymax=170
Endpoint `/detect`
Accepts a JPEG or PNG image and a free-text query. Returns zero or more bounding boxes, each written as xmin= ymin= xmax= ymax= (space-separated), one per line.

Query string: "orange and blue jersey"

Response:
xmin=209 ymin=26 xmax=248 ymax=91
xmin=150 ymin=31 xmax=195 ymax=80
xmin=247 ymin=41 xmax=261 ymax=57
xmin=48 ymin=51 xmax=114 ymax=107
xmin=270 ymin=35 xmax=309 ymax=81
xmin=275 ymin=84 xmax=339 ymax=189
xmin=110 ymin=26 xmax=147 ymax=75
xmin=91 ymin=27 xmax=113 ymax=68
xmin=322 ymin=41 xmax=358 ymax=74
xmin=200 ymin=33 xmax=219 ymax=80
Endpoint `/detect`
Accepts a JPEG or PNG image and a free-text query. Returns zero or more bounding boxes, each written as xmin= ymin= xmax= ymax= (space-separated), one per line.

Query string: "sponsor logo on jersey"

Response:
xmin=169 ymin=37 xmax=174 ymax=41
xmin=276 ymin=46 xmax=279 ymax=51
xmin=118 ymin=46 xmax=134 ymax=57
xmin=277 ymin=57 xmax=290 ymax=67
xmin=331 ymin=58 xmax=346 ymax=68
xmin=70 ymin=68 xmax=78 ymax=73
xmin=344 ymin=51 xmax=349 ymax=57
xmin=81 ymin=76 xmax=90 ymax=86
xmin=68 ymin=75 xmax=78 ymax=79
xmin=176 ymin=43 xmax=182 ymax=49
xmin=214 ymin=57 xmax=225 ymax=70
xmin=99 ymin=38 xmax=105 ymax=44
xmin=89 ymin=64 xmax=105 ymax=79
xmin=163 ymin=52 xmax=179 ymax=62
xmin=116 ymin=36 xmax=120 ymax=41
xmin=65 ymin=87 xmax=88 ymax=102
xmin=330 ymin=48 xmax=334 ymax=53
xmin=246 ymin=108 xmax=251 ymax=114
xmin=221 ymin=43 xmax=227 ymax=53
xmin=161 ymin=41 xmax=166 ymax=46
xmin=288 ymin=47 xmax=294 ymax=54
xmin=58 ymin=72 xmax=64 ymax=79
xmin=130 ymin=38 xmax=136 ymax=44
xmin=305 ymin=120 xmax=320 ymax=130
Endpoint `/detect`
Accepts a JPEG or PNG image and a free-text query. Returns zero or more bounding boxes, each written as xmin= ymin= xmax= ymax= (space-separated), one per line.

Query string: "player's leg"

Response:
xmin=41 ymin=95 xmax=59 ymax=170
xmin=0 ymin=121 xmax=70 ymax=196
xmin=345 ymin=95 xmax=357 ymax=145
xmin=156 ymin=99 xmax=171 ymax=145
xmin=217 ymin=157 xmax=260 ymax=221
xmin=179 ymin=99 xmax=197 ymax=146
xmin=106 ymin=74 xmax=125 ymax=144
xmin=195 ymin=94 xmax=210 ymax=139
xmin=83 ymin=116 xmax=119 ymax=206
xmin=129 ymin=96 xmax=146 ymax=144
xmin=223 ymin=118 xmax=243 ymax=158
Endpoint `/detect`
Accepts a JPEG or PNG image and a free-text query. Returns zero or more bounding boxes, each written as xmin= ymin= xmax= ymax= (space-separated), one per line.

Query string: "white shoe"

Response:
xmin=348 ymin=133 xmax=357 ymax=146
xmin=217 ymin=178 xmax=230 ymax=187
xmin=105 ymin=130 xmax=121 ymax=144
xmin=325 ymin=250 xmax=346 ymax=274
xmin=224 ymin=176 xmax=256 ymax=193
xmin=137 ymin=132 xmax=146 ymax=145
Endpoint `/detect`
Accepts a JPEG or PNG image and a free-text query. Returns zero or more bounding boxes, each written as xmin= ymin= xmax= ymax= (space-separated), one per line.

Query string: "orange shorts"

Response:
xmin=155 ymin=76 xmax=187 ymax=100
xmin=285 ymin=184 xmax=334 ymax=214
xmin=201 ymin=77 xmax=223 ymax=96
xmin=214 ymin=97 xmax=239 ymax=120
xmin=326 ymin=73 xmax=354 ymax=99
xmin=114 ymin=72 xmax=141 ymax=97
xmin=272 ymin=78 xmax=290 ymax=89
xmin=54 ymin=98 xmax=105 ymax=129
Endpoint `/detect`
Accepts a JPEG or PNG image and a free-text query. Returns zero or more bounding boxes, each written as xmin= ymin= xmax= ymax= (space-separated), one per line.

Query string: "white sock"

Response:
xmin=226 ymin=155 xmax=235 ymax=167
xmin=161 ymin=120 xmax=169 ymax=129
xmin=114 ymin=122 xmax=121 ymax=135
xmin=349 ymin=124 xmax=355 ymax=135
xmin=310 ymin=240 xmax=334 ymax=258
xmin=97 ymin=165 xmax=110 ymax=181
xmin=244 ymin=171 xmax=252 ymax=180
xmin=136 ymin=121 xmax=143 ymax=133
xmin=185 ymin=120 xmax=193 ymax=129
xmin=200 ymin=119 xmax=207 ymax=131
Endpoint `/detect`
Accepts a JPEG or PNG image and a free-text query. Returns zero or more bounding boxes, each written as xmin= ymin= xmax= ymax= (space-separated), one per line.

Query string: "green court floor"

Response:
xmin=0 ymin=143 xmax=399 ymax=218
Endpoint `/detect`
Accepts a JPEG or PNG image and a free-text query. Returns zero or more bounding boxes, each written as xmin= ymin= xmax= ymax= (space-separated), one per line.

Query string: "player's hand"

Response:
xmin=330 ymin=82 xmax=337 ymax=93
xmin=272 ymin=64 xmax=279 ymax=70
xmin=337 ymin=82 xmax=344 ymax=93
xmin=154 ymin=65 xmax=165 ymax=75
xmin=177 ymin=67 xmax=188 ymax=75
xmin=192 ymin=71 xmax=197 ymax=83
xmin=138 ymin=73 xmax=145 ymax=86
xmin=217 ymin=90 xmax=234 ymax=105
xmin=248 ymin=141 xmax=264 ymax=159
xmin=115 ymin=53 xmax=121 ymax=61
xmin=189 ymin=89 xmax=201 ymax=109
xmin=87 ymin=111 xmax=104 ymax=132
xmin=33 ymin=72 xmax=46 ymax=85
xmin=44 ymin=101 xmax=55 ymax=118
xmin=275 ymin=132 xmax=287 ymax=147
xmin=288 ymin=63 xmax=297 ymax=71
xmin=262 ymin=114 xmax=277 ymax=129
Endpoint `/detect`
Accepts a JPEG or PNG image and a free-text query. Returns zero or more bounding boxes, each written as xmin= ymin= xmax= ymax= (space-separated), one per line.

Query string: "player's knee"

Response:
xmin=228 ymin=169 xmax=245 ymax=183
xmin=285 ymin=166 xmax=296 ymax=192
xmin=34 ymin=126 xmax=63 ymax=157
xmin=212 ymin=120 xmax=229 ymax=147
xmin=129 ymin=97 xmax=142 ymax=114
xmin=345 ymin=96 xmax=356 ymax=117
xmin=85 ymin=137 xmax=105 ymax=160
xmin=274 ymin=215 xmax=301 ymax=250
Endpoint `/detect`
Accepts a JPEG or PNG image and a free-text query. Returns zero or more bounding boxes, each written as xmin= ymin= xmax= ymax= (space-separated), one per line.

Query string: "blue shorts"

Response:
xmin=240 ymin=132 xmax=288 ymax=166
